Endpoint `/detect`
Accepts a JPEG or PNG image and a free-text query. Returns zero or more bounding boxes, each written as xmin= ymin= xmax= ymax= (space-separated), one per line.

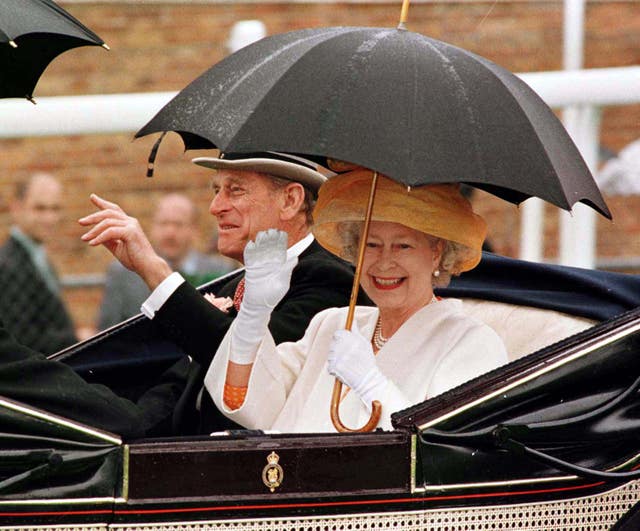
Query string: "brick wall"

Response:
xmin=1 ymin=1 xmax=638 ymax=331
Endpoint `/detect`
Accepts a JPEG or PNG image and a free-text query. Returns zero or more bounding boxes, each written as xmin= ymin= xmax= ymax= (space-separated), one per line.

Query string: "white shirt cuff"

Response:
xmin=140 ymin=272 xmax=185 ymax=319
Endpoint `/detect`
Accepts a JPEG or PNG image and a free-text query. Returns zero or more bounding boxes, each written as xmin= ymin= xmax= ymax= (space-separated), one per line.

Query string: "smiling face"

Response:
xmin=360 ymin=221 xmax=443 ymax=321
xmin=209 ymin=170 xmax=286 ymax=262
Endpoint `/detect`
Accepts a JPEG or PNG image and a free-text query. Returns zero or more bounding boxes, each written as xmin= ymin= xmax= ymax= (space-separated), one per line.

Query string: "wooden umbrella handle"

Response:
xmin=330 ymin=171 xmax=382 ymax=433
xmin=331 ymin=380 xmax=382 ymax=432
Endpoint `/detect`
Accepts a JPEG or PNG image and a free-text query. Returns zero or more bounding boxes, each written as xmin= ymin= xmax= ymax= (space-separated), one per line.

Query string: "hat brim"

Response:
xmin=312 ymin=170 xmax=487 ymax=273
xmin=193 ymin=156 xmax=328 ymax=193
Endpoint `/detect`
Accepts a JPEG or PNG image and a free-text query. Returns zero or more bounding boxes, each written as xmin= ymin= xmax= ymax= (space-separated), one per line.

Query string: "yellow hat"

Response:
xmin=313 ymin=169 xmax=487 ymax=273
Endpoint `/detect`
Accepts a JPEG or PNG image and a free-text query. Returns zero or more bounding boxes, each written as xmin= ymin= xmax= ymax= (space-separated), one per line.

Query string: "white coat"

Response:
xmin=205 ymin=299 xmax=508 ymax=432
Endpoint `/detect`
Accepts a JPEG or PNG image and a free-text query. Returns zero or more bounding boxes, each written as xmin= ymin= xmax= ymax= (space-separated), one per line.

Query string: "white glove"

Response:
xmin=229 ymin=229 xmax=298 ymax=365
xmin=327 ymin=322 xmax=389 ymax=410
xmin=242 ymin=229 xmax=296 ymax=310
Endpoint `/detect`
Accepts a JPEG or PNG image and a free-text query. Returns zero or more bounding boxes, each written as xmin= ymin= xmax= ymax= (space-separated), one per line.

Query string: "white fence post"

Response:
xmin=559 ymin=105 xmax=602 ymax=267
xmin=519 ymin=199 xmax=544 ymax=262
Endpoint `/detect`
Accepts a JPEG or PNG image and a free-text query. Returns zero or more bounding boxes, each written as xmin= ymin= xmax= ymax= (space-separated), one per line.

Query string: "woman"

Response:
xmin=204 ymin=168 xmax=508 ymax=432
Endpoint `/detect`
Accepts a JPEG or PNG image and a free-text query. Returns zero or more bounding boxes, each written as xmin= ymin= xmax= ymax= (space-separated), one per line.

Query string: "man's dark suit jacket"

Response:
xmin=0 ymin=318 xmax=183 ymax=438
xmin=152 ymin=239 xmax=371 ymax=434
xmin=0 ymin=235 xmax=76 ymax=354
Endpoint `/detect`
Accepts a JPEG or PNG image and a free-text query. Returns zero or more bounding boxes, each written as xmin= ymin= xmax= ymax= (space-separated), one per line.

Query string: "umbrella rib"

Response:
xmin=412 ymin=39 xmax=488 ymax=186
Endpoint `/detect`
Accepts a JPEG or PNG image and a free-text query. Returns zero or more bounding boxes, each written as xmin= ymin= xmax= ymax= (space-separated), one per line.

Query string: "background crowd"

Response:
xmin=0 ymin=171 xmax=239 ymax=351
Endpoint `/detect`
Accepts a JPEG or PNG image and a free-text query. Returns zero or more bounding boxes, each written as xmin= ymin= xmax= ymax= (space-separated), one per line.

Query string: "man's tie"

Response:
xmin=233 ymin=278 xmax=245 ymax=312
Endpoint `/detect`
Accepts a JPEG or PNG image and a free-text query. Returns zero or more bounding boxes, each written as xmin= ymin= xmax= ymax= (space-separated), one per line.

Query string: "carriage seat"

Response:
xmin=460 ymin=299 xmax=596 ymax=361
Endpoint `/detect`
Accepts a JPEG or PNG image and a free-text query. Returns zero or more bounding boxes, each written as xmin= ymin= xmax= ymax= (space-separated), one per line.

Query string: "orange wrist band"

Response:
xmin=223 ymin=383 xmax=248 ymax=410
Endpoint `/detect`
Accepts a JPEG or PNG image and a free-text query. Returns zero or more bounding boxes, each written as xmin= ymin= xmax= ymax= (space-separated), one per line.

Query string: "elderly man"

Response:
xmin=80 ymin=152 xmax=370 ymax=434
xmin=98 ymin=192 xmax=236 ymax=330
xmin=0 ymin=173 xmax=77 ymax=354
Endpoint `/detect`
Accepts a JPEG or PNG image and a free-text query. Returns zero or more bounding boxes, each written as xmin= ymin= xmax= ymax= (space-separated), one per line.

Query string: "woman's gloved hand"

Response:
xmin=230 ymin=229 xmax=298 ymax=365
xmin=327 ymin=322 xmax=389 ymax=409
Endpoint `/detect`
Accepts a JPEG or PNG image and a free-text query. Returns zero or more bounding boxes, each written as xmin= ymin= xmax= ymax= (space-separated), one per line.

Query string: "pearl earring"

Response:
xmin=433 ymin=269 xmax=440 ymax=278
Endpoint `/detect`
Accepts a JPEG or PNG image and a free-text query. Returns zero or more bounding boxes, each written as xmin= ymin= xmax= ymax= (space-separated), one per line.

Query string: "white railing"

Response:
xmin=2 ymin=67 xmax=638 ymax=138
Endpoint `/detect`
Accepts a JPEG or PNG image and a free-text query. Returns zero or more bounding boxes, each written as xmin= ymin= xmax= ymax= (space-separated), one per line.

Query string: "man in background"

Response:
xmin=98 ymin=192 xmax=237 ymax=330
xmin=0 ymin=172 xmax=77 ymax=354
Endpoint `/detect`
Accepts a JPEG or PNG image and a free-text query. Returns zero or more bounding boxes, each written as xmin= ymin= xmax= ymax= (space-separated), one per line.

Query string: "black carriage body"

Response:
xmin=1 ymin=256 xmax=640 ymax=529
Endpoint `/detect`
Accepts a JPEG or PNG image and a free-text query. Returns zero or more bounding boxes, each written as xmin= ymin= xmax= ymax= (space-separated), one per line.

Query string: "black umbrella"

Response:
xmin=136 ymin=25 xmax=610 ymax=219
xmin=137 ymin=24 xmax=614 ymax=433
xmin=0 ymin=0 xmax=107 ymax=101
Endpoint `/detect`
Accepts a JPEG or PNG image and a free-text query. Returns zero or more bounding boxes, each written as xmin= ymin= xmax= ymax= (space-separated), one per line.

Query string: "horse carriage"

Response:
xmin=2 ymin=5 xmax=639 ymax=528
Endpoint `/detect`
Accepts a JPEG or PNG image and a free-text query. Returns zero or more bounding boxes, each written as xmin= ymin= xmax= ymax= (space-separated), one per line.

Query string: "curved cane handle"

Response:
xmin=330 ymin=379 xmax=382 ymax=432
xmin=329 ymin=171 xmax=382 ymax=433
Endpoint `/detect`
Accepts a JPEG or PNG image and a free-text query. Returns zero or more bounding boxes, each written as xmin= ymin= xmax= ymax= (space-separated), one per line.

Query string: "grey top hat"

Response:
xmin=192 ymin=152 xmax=334 ymax=194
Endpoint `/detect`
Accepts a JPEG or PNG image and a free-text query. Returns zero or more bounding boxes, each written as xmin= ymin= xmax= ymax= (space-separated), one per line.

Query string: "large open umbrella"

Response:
xmin=136 ymin=25 xmax=610 ymax=219
xmin=0 ymin=0 xmax=107 ymax=102
xmin=137 ymin=22 xmax=613 ymax=433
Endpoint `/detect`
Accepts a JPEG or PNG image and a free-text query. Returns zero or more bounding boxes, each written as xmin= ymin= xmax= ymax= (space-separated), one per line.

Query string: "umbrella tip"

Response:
xmin=9 ymin=40 xmax=18 ymax=48
xmin=397 ymin=0 xmax=411 ymax=31
xmin=102 ymin=43 xmax=111 ymax=51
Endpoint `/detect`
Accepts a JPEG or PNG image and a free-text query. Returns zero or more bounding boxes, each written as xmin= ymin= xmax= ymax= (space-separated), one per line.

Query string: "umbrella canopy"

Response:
xmin=136 ymin=26 xmax=610 ymax=219
xmin=0 ymin=0 xmax=106 ymax=101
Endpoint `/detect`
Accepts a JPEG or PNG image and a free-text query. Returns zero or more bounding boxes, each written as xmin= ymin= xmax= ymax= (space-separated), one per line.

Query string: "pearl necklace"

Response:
xmin=373 ymin=295 xmax=438 ymax=350
xmin=372 ymin=318 xmax=388 ymax=350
